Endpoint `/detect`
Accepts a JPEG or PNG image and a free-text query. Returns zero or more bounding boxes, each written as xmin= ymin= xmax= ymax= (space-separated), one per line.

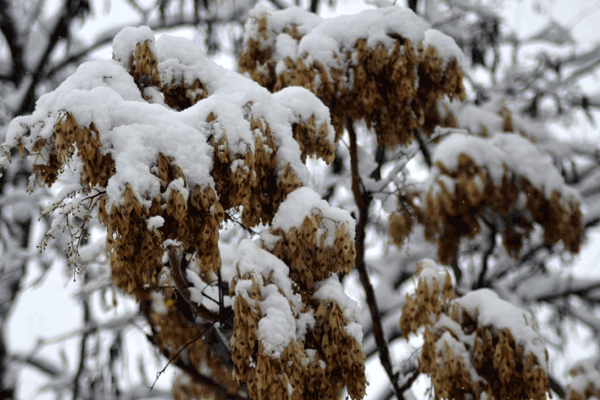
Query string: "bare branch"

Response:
xmin=10 ymin=354 xmax=62 ymax=378
xmin=348 ymin=120 xmax=405 ymax=400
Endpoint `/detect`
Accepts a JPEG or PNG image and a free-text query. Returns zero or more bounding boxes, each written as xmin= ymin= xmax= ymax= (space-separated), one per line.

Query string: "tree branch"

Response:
xmin=72 ymin=278 xmax=91 ymax=400
xmin=168 ymin=247 xmax=221 ymax=322
xmin=476 ymin=225 xmax=496 ymax=289
xmin=348 ymin=120 xmax=406 ymax=400
xmin=411 ymin=130 xmax=432 ymax=168
xmin=10 ymin=354 xmax=62 ymax=378
xmin=549 ymin=374 xmax=566 ymax=399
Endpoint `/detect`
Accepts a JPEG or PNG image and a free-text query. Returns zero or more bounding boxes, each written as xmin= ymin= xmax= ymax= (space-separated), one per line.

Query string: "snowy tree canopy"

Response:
xmin=2 ymin=1 xmax=600 ymax=400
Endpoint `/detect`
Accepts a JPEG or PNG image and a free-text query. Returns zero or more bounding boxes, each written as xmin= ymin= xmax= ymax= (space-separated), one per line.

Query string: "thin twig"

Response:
xmin=412 ymin=130 xmax=432 ymax=168
xmin=72 ymin=273 xmax=91 ymax=400
xmin=149 ymin=322 xmax=215 ymax=391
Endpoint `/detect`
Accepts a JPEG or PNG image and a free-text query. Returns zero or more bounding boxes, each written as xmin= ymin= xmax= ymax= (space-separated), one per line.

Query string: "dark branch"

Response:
xmin=476 ymin=225 xmax=496 ymax=289
xmin=348 ymin=120 xmax=405 ymax=400
xmin=549 ymin=374 xmax=566 ymax=399
xmin=10 ymin=354 xmax=62 ymax=378
xmin=412 ymin=130 xmax=432 ymax=168
xmin=72 ymin=278 xmax=91 ymax=400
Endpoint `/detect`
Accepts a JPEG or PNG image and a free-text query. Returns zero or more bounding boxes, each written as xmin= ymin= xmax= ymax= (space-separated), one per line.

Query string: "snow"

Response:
xmin=569 ymin=356 xmax=600 ymax=393
xmin=516 ymin=273 xmax=600 ymax=301
xmin=271 ymin=186 xmax=355 ymax=245
xmin=423 ymin=29 xmax=464 ymax=65
xmin=313 ymin=275 xmax=362 ymax=342
xmin=415 ymin=258 xmax=452 ymax=289
xmin=156 ymin=33 xmax=331 ymax=176
xmin=257 ymin=287 xmax=297 ymax=357
xmin=233 ymin=239 xmax=316 ymax=357
xmin=78 ymin=238 xmax=107 ymax=263
xmin=146 ymin=216 xmax=164 ymax=230
xmin=112 ymin=26 xmax=156 ymax=68
xmin=272 ymin=87 xmax=335 ymax=146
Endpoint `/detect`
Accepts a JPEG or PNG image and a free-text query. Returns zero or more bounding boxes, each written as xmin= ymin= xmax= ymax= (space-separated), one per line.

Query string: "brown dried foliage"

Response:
xmin=292 ymin=115 xmax=335 ymax=163
xmin=400 ymin=263 xmax=455 ymax=337
xmin=30 ymin=112 xmax=116 ymax=187
xmin=268 ymin=216 xmax=355 ymax=290
xmin=128 ymin=40 xmax=161 ymax=99
xmin=421 ymin=322 xmax=550 ymax=400
xmin=401 ymin=265 xmax=550 ymax=400
xmin=239 ymin=17 xmax=465 ymax=147
xmin=229 ymin=276 xmax=366 ymax=400
xmin=7 ymin=35 xmax=362 ymax=400
xmin=422 ymin=153 xmax=582 ymax=264
xmin=389 ymin=191 xmax=422 ymax=248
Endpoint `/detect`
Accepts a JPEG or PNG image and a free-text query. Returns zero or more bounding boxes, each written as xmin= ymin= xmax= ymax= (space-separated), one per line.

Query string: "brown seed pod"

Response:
xmin=402 ymin=261 xmax=550 ymax=400
xmin=239 ymin=7 xmax=465 ymax=147
xmin=422 ymin=134 xmax=582 ymax=264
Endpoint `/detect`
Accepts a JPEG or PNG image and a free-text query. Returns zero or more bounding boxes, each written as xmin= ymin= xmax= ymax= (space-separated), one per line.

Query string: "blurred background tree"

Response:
xmin=2 ymin=1 xmax=600 ymax=400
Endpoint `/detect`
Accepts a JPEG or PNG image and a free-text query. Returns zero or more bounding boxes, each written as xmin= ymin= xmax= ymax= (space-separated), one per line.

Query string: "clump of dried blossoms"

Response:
xmin=239 ymin=5 xmax=465 ymax=147
xmin=389 ymin=132 xmax=582 ymax=264
xmin=1 ymin=25 xmax=364 ymax=400
xmin=401 ymin=259 xmax=551 ymax=400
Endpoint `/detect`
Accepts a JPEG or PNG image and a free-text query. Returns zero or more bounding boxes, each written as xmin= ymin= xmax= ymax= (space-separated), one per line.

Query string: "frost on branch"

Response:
xmin=567 ymin=357 xmax=600 ymax=400
xmin=417 ymin=132 xmax=582 ymax=264
xmin=230 ymin=189 xmax=365 ymax=400
xmin=400 ymin=259 xmax=550 ymax=400
xmin=239 ymin=4 xmax=465 ymax=147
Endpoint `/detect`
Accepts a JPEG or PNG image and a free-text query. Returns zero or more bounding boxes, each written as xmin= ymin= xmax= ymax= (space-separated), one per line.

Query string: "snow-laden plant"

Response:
xmin=401 ymin=260 xmax=550 ymax=400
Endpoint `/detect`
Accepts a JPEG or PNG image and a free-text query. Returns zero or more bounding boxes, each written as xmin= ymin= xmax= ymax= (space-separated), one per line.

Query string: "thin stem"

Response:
xmin=72 ymin=272 xmax=91 ymax=400
xmin=411 ymin=130 xmax=432 ymax=168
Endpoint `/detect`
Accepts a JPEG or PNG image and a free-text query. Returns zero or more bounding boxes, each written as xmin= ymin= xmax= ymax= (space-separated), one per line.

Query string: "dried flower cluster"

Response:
xmin=239 ymin=5 xmax=465 ymax=147
xmin=401 ymin=260 xmax=550 ymax=400
xmin=567 ymin=357 xmax=600 ymax=400
xmin=267 ymin=216 xmax=355 ymax=289
xmin=389 ymin=190 xmax=422 ymax=248
xmin=396 ymin=133 xmax=582 ymax=264
xmin=231 ymin=235 xmax=365 ymax=400
xmin=1 ymin=25 xmax=367 ymax=399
